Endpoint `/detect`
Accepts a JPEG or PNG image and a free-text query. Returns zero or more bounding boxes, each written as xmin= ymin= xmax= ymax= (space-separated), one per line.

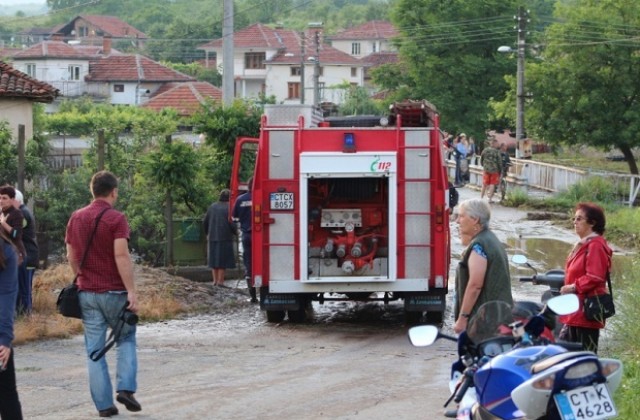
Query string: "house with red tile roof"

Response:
xmin=198 ymin=23 xmax=365 ymax=105
xmin=141 ymin=82 xmax=222 ymax=116
xmin=326 ymin=20 xmax=399 ymax=58
xmin=0 ymin=61 xmax=59 ymax=141
xmin=56 ymin=15 xmax=147 ymax=48
xmin=84 ymin=54 xmax=195 ymax=106
xmin=10 ymin=36 xmax=116 ymax=98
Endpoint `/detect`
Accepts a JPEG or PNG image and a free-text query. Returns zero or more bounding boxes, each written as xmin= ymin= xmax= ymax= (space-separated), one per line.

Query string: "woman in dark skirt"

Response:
xmin=203 ymin=189 xmax=237 ymax=286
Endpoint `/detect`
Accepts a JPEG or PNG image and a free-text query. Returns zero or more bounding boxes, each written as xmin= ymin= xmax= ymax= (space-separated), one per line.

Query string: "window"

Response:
xmin=373 ymin=42 xmax=378 ymax=53
xmin=114 ymin=84 xmax=124 ymax=93
xmin=78 ymin=26 xmax=88 ymax=37
xmin=291 ymin=66 xmax=301 ymax=76
xmin=351 ymin=67 xmax=357 ymax=78
xmin=351 ymin=42 xmax=361 ymax=55
xmin=288 ymin=82 xmax=301 ymax=99
xmin=68 ymin=65 xmax=81 ymax=81
xmin=245 ymin=52 xmax=266 ymax=69
xmin=26 ymin=64 xmax=36 ymax=78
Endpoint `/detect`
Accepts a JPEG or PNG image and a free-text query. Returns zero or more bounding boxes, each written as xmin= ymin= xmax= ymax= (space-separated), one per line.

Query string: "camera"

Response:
xmin=121 ymin=309 xmax=139 ymax=326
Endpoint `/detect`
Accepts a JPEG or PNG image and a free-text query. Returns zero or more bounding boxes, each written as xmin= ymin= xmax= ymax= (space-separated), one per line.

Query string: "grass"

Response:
xmin=607 ymin=258 xmax=640 ymax=418
xmin=13 ymin=264 xmax=187 ymax=345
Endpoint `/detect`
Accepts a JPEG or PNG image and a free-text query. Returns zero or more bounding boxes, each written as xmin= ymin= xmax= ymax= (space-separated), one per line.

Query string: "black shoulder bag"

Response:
xmin=56 ymin=208 xmax=110 ymax=319
xmin=582 ymin=243 xmax=615 ymax=323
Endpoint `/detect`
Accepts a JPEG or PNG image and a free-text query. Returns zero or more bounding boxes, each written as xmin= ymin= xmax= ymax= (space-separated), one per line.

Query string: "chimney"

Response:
xmin=103 ymin=35 xmax=112 ymax=56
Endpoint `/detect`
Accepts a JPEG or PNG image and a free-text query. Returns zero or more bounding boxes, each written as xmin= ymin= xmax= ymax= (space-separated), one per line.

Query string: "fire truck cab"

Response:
xmin=230 ymin=100 xmax=451 ymax=323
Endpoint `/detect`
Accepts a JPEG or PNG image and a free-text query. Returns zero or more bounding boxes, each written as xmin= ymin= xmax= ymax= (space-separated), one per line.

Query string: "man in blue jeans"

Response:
xmin=65 ymin=171 xmax=141 ymax=417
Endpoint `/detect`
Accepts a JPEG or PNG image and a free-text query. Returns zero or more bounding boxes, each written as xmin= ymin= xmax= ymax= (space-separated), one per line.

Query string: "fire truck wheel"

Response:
xmin=288 ymin=308 xmax=307 ymax=323
xmin=266 ymin=310 xmax=286 ymax=323
xmin=425 ymin=311 xmax=444 ymax=325
xmin=404 ymin=310 xmax=422 ymax=325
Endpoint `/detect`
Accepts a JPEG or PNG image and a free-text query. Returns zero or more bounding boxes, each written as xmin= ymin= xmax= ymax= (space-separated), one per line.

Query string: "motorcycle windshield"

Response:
xmin=466 ymin=301 xmax=515 ymax=344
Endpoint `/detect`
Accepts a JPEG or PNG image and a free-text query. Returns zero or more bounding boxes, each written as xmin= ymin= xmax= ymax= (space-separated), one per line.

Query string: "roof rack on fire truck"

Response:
xmin=388 ymin=99 xmax=438 ymax=128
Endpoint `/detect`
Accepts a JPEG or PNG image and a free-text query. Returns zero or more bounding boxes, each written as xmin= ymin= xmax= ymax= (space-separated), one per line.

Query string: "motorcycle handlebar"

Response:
xmin=518 ymin=273 xmax=565 ymax=289
xmin=454 ymin=372 xmax=473 ymax=403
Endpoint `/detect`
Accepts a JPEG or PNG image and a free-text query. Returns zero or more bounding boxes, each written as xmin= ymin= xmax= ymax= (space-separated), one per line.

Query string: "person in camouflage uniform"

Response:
xmin=480 ymin=139 xmax=503 ymax=203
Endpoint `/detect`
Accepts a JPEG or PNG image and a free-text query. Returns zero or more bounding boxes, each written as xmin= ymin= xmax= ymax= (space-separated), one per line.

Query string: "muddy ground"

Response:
xmin=16 ymin=187 xmax=578 ymax=419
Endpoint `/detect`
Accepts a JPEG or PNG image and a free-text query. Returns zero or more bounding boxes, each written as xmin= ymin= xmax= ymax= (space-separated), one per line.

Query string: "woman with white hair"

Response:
xmin=454 ymin=198 xmax=513 ymax=334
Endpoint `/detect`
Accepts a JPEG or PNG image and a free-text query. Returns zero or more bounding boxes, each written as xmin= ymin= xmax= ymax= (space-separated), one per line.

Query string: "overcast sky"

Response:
xmin=0 ymin=0 xmax=46 ymax=5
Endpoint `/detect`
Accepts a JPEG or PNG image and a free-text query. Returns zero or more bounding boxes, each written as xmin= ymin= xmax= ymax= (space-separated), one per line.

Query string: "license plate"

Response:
xmin=270 ymin=192 xmax=294 ymax=210
xmin=554 ymin=383 xmax=617 ymax=420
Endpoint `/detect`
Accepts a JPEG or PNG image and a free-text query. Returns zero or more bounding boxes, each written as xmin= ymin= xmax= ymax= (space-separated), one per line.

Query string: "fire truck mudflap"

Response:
xmin=230 ymin=101 xmax=451 ymax=324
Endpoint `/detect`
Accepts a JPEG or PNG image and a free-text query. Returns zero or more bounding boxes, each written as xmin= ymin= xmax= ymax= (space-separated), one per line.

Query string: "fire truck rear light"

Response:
xmin=254 ymin=204 xmax=261 ymax=225
xmin=343 ymin=133 xmax=356 ymax=153
xmin=435 ymin=204 xmax=444 ymax=224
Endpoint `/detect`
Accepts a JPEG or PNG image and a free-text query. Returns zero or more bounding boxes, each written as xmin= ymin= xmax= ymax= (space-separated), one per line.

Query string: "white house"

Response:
xmin=198 ymin=23 xmax=365 ymax=105
xmin=83 ymin=54 xmax=195 ymax=106
xmin=11 ymin=36 xmax=96 ymax=99
xmin=326 ymin=21 xmax=399 ymax=58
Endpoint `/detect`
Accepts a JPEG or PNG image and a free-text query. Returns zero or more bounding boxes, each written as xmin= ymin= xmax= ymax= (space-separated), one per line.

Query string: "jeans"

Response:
xmin=16 ymin=263 xmax=34 ymax=315
xmin=79 ymin=291 xmax=137 ymax=411
xmin=454 ymin=157 xmax=463 ymax=184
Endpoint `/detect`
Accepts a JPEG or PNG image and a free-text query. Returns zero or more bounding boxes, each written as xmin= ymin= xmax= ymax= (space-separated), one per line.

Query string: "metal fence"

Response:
xmin=447 ymin=155 xmax=640 ymax=206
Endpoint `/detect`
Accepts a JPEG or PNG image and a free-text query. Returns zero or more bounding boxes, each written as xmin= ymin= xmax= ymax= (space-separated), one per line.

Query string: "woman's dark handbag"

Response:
xmin=55 ymin=208 xmax=110 ymax=319
xmin=56 ymin=278 xmax=82 ymax=318
xmin=583 ymin=273 xmax=615 ymax=322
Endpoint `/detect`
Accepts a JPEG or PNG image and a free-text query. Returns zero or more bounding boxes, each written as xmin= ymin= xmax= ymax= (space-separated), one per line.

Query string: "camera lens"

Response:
xmin=122 ymin=311 xmax=138 ymax=325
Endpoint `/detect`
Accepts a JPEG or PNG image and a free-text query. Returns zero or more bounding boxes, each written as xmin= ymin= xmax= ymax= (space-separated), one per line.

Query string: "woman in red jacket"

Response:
xmin=559 ymin=202 xmax=613 ymax=353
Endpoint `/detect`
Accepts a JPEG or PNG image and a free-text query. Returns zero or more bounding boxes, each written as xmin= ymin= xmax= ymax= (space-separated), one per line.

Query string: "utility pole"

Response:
xmin=300 ymin=32 xmax=306 ymax=105
xmin=515 ymin=7 xmax=528 ymax=159
xmin=222 ymin=0 xmax=234 ymax=105
xmin=313 ymin=29 xmax=320 ymax=106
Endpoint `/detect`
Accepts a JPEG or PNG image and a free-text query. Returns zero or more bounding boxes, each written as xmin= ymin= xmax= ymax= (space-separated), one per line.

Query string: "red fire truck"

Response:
xmin=230 ymin=100 xmax=451 ymax=323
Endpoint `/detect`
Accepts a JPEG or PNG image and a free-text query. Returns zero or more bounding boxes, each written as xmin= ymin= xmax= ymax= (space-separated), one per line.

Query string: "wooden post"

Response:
xmin=164 ymin=134 xmax=174 ymax=266
xmin=97 ymin=129 xmax=105 ymax=170
xmin=17 ymin=125 xmax=25 ymax=192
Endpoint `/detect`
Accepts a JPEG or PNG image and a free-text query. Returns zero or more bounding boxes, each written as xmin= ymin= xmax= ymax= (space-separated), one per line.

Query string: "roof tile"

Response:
xmin=85 ymin=55 xmax=195 ymax=82
xmin=0 ymin=61 xmax=60 ymax=102
xmin=327 ymin=21 xmax=398 ymax=41
xmin=142 ymin=82 xmax=222 ymax=116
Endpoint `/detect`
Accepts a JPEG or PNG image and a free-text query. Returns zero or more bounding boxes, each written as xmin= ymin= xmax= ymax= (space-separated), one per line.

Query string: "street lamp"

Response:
xmin=497 ymin=44 xmax=524 ymax=159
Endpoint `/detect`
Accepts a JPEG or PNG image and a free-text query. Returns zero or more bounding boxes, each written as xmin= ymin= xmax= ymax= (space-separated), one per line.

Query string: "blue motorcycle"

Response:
xmin=409 ymin=295 xmax=623 ymax=419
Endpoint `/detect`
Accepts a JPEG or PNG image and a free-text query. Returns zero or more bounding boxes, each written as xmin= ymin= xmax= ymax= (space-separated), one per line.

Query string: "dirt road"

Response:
xmin=16 ymin=187 xmax=574 ymax=419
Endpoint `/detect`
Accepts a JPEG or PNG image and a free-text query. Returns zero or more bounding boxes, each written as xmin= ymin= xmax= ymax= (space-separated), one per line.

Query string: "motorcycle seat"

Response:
xmin=530 ymin=351 xmax=596 ymax=374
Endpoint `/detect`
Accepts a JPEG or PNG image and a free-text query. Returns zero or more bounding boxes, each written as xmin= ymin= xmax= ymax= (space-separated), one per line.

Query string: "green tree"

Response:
xmin=191 ymin=100 xmax=261 ymax=188
xmin=523 ymin=0 xmax=640 ymax=174
xmin=391 ymin=0 xmax=521 ymax=138
xmin=339 ymin=85 xmax=383 ymax=115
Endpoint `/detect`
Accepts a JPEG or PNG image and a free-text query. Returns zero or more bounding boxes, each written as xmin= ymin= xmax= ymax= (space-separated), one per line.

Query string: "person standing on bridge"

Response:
xmin=454 ymin=198 xmax=513 ymax=334
xmin=480 ymin=139 xmax=503 ymax=203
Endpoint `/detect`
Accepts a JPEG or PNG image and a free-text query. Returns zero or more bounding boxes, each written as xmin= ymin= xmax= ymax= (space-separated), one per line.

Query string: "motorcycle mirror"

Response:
xmin=408 ymin=326 xmax=439 ymax=347
xmin=546 ymin=294 xmax=579 ymax=315
xmin=512 ymin=254 xmax=528 ymax=264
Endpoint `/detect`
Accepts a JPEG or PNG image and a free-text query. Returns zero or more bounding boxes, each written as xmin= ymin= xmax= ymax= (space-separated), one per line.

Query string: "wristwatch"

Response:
xmin=461 ymin=313 xmax=471 ymax=319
